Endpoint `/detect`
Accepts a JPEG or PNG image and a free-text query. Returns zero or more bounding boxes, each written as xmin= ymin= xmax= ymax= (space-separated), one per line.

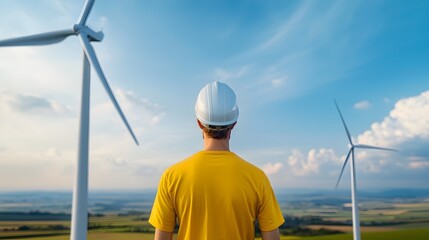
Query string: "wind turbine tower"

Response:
xmin=0 ymin=1 xmax=139 ymax=239
xmin=334 ymin=100 xmax=396 ymax=240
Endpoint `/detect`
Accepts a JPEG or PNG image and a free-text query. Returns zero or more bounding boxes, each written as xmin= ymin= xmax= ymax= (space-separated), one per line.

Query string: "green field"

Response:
xmin=5 ymin=228 xmax=427 ymax=240
xmin=290 ymin=228 xmax=429 ymax=240
xmin=12 ymin=233 xmax=154 ymax=240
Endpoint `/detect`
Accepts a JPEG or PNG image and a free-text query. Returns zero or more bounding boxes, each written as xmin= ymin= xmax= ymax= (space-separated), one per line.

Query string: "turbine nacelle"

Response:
xmin=73 ymin=24 xmax=104 ymax=42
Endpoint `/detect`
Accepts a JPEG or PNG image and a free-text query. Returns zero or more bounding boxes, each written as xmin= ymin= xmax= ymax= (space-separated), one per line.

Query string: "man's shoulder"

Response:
xmin=232 ymin=153 xmax=266 ymax=174
xmin=163 ymin=152 xmax=202 ymax=174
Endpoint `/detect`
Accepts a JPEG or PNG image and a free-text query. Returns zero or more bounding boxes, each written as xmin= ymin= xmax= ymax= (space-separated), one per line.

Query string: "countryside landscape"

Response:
xmin=1 ymin=189 xmax=428 ymax=240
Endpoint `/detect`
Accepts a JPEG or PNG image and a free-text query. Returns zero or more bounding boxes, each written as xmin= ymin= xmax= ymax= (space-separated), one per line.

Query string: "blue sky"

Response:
xmin=0 ymin=0 xmax=428 ymax=191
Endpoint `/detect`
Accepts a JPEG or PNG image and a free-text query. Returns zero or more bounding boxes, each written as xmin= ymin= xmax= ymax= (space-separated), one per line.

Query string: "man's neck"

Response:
xmin=203 ymin=133 xmax=230 ymax=151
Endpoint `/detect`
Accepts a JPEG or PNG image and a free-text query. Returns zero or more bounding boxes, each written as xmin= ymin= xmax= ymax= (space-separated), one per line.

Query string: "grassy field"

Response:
xmin=13 ymin=232 xmax=154 ymax=240
xmin=287 ymin=228 xmax=429 ymax=240
xmin=6 ymin=228 xmax=427 ymax=240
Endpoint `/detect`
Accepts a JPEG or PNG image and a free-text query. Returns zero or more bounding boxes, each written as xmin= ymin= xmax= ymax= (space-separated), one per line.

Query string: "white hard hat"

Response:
xmin=195 ymin=81 xmax=239 ymax=126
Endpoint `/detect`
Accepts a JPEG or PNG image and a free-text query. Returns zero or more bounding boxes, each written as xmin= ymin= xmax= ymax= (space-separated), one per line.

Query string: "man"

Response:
xmin=149 ymin=81 xmax=284 ymax=240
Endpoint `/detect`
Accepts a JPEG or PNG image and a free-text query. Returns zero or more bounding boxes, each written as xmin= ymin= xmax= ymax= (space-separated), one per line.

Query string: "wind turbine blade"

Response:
xmin=0 ymin=30 xmax=74 ymax=47
xmin=334 ymin=99 xmax=353 ymax=145
xmin=335 ymin=149 xmax=352 ymax=189
xmin=355 ymin=144 xmax=397 ymax=152
xmin=78 ymin=34 xmax=139 ymax=145
xmin=77 ymin=0 xmax=95 ymax=25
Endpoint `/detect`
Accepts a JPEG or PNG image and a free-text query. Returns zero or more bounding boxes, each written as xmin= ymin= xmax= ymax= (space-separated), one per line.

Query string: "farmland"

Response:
xmin=1 ymin=189 xmax=428 ymax=239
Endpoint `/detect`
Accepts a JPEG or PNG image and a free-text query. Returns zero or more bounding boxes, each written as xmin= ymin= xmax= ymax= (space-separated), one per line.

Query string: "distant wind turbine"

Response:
xmin=0 ymin=0 xmax=139 ymax=239
xmin=334 ymin=100 xmax=396 ymax=240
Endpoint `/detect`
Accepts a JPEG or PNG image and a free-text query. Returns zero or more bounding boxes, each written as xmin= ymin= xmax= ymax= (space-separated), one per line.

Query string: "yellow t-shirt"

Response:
xmin=149 ymin=151 xmax=284 ymax=239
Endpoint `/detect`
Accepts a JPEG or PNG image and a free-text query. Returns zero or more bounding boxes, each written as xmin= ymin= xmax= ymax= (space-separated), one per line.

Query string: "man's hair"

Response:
xmin=202 ymin=124 xmax=235 ymax=140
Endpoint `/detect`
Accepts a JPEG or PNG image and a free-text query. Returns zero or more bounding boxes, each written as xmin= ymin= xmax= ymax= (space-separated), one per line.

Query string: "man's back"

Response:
xmin=149 ymin=82 xmax=284 ymax=240
xmin=149 ymin=150 xmax=284 ymax=240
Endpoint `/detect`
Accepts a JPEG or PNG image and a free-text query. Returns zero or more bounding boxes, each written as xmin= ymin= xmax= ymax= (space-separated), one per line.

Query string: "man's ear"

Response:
xmin=197 ymin=119 xmax=204 ymax=129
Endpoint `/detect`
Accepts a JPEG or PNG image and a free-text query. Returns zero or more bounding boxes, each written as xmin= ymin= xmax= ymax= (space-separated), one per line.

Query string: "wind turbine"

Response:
xmin=334 ymin=100 xmax=396 ymax=240
xmin=0 ymin=1 xmax=139 ymax=239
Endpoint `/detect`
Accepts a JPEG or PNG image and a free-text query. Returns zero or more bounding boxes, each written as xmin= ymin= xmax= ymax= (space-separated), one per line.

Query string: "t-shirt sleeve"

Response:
xmin=148 ymin=171 xmax=176 ymax=232
xmin=257 ymin=174 xmax=285 ymax=232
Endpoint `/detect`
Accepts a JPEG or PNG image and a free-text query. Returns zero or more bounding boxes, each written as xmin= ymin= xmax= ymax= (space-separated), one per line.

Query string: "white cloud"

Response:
xmin=281 ymin=90 xmax=429 ymax=187
xmin=354 ymin=100 xmax=370 ymax=109
xmin=0 ymin=89 xmax=78 ymax=190
xmin=356 ymin=90 xmax=429 ymax=169
xmin=0 ymin=47 xmax=80 ymax=94
xmin=359 ymin=91 xmax=429 ymax=145
xmin=0 ymin=86 xmax=168 ymax=190
xmin=288 ymin=148 xmax=338 ymax=176
xmin=261 ymin=162 xmax=283 ymax=175
xmin=0 ymin=90 xmax=72 ymax=115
